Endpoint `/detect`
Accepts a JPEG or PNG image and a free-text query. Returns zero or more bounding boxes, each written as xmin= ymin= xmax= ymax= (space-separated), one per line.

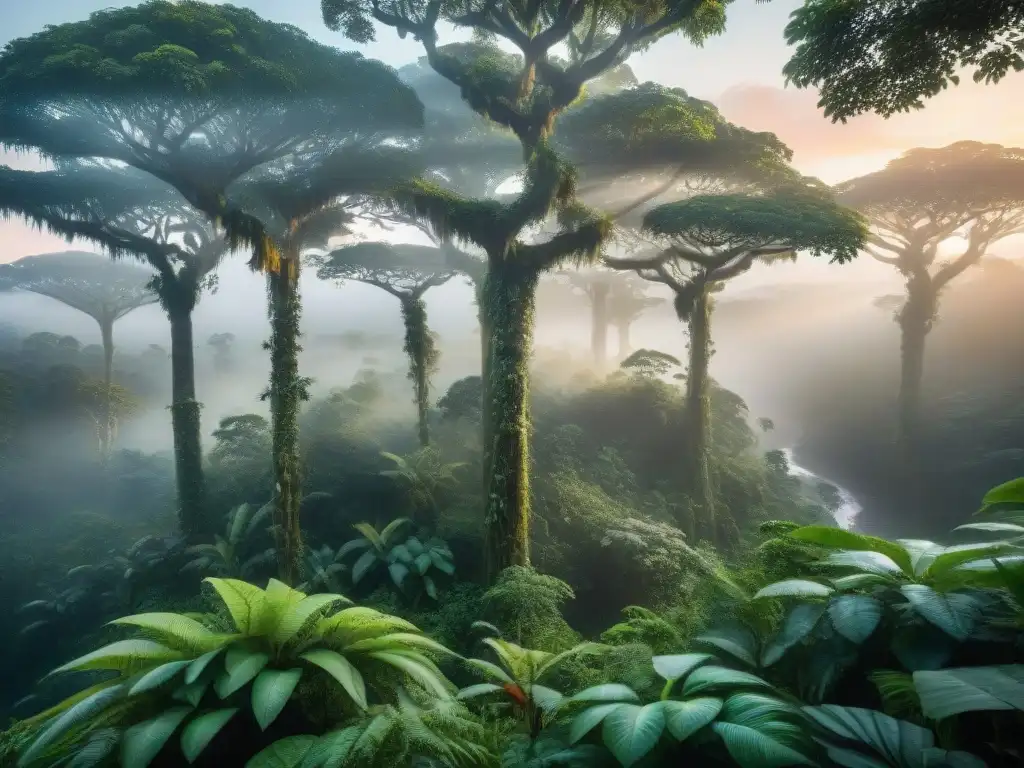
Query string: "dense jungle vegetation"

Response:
xmin=0 ymin=1 xmax=1022 ymax=767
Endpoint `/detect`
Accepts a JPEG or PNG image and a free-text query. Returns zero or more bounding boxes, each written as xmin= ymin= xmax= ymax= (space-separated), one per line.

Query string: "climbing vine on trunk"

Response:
xmin=265 ymin=252 xmax=309 ymax=585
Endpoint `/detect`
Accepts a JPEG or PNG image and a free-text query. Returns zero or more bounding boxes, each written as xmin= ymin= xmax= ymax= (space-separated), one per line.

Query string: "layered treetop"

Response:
xmin=0 ymin=0 xmax=403 ymax=101
xmin=783 ymin=0 xmax=1024 ymax=121
xmin=643 ymin=186 xmax=867 ymax=263
xmin=557 ymin=82 xmax=793 ymax=185
xmin=0 ymin=251 xmax=158 ymax=319
xmin=836 ymin=142 xmax=1024 ymax=217
xmin=316 ymin=242 xmax=458 ymax=293
xmin=0 ymin=1 xmax=424 ymax=262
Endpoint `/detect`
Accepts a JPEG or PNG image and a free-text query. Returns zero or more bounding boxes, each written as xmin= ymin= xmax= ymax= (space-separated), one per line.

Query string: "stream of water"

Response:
xmin=782 ymin=448 xmax=862 ymax=530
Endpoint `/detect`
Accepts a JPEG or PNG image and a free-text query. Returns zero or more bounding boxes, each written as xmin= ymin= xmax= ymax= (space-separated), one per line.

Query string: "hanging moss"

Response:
xmin=400 ymin=296 xmax=440 ymax=447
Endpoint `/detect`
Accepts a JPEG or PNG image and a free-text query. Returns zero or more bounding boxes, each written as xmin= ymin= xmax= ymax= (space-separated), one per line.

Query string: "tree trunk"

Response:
xmin=897 ymin=272 xmax=937 ymax=453
xmin=615 ymin=319 xmax=632 ymax=361
xmin=590 ymin=283 xmax=609 ymax=370
xmin=477 ymin=282 xmax=494 ymax=499
xmin=168 ymin=306 xmax=206 ymax=539
xmin=98 ymin=316 xmax=115 ymax=463
xmin=683 ymin=287 xmax=715 ymax=541
xmin=400 ymin=296 xmax=434 ymax=447
xmin=267 ymin=252 xmax=304 ymax=585
xmin=482 ymin=265 xmax=538 ymax=582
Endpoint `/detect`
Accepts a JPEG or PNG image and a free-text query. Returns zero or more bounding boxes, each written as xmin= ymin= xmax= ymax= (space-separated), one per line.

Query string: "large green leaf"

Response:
xmin=693 ymin=627 xmax=759 ymax=668
xmin=272 ymin=594 xmax=348 ymax=647
xmin=570 ymin=703 xmax=622 ymax=744
xmin=456 ymin=682 xmax=504 ymax=700
xmin=351 ymin=550 xmax=378 ymax=584
xmin=925 ymin=542 xmax=1018 ymax=578
xmin=788 ymin=527 xmax=913 ymax=574
xmin=252 ymin=668 xmax=302 ymax=730
xmin=180 ymin=708 xmax=237 ymax=763
xmin=121 ymin=706 xmax=192 ymax=768
xmin=568 ymin=683 xmax=641 ymax=705
xmin=826 ymin=551 xmax=904 ymax=578
xmin=980 ymin=477 xmax=1024 ymax=511
xmin=953 ymin=522 xmax=1024 ymax=535
xmin=300 ymin=649 xmax=367 ymax=709
xmin=65 ymin=728 xmax=120 ymax=768
xmin=129 ymin=661 xmax=190 ymax=695
xmin=110 ymin=613 xmax=231 ymax=654
xmin=712 ymin=722 xmax=815 ymax=768
xmin=753 ymin=580 xmax=833 ymax=600
xmin=682 ymin=667 xmax=772 ymax=696
xmin=828 ymin=595 xmax=883 ymax=644
xmin=368 ymin=650 xmax=451 ymax=699
xmin=913 ymin=665 xmax=1024 ymax=719
xmin=804 ymin=704 xmax=937 ymax=767
xmin=214 ymin=648 xmax=270 ymax=698
xmin=51 ymin=639 xmax=183 ymax=675
xmin=601 ymin=702 xmax=667 ymax=767
xmin=663 ymin=697 xmax=722 ymax=741
xmin=652 ymin=654 xmax=713 ymax=684
xmin=245 ymin=735 xmax=318 ymax=768
xmin=185 ymin=648 xmax=225 ymax=685
xmin=895 ymin=540 xmax=944 ymax=577
xmin=204 ymin=578 xmax=267 ymax=634
xmin=18 ymin=684 xmax=126 ymax=767
xmin=899 ymin=586 xmax=978 ymax=641
xmin=762 ymin=603 xmax=826 ymax=667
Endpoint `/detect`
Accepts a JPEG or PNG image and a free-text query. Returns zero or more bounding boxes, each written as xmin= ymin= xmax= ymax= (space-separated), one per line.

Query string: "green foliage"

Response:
xmin=643 ymin=187 xmax=867 ymax=265
xmin=782 ymin=0 xmax=1024 ymax=120
xmin=479 ymin=567 xmax=578 ymax=652
xmin=379 ymin=449 xmax=467 ymax=528
xmin=338 ymin=519 xmax=456 ymax=603
xmin=14 ymin=578 xmax=459 ymax=767
xmin=619 ymin=349 xmax=682 ymax=379
xmin=182 ymin=503 xmax=276 ymax=581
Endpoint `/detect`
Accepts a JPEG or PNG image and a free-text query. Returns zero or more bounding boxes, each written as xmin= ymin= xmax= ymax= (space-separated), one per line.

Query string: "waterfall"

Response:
xmin=782 ymin=448 xmax=861 ymax=530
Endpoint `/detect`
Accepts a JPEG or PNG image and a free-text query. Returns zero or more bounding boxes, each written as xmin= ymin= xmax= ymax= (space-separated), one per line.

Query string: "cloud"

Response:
xmin=716 ymin=73 xmax=1024 ymax=176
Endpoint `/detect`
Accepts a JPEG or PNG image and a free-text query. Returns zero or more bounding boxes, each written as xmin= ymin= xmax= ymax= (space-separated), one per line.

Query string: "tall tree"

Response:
xmin=0 ymin=252 xmax=157 ymax=459
xmin=316 ymin=242 xmax=456 ymax=447
xmin=0 ymin=0 xmax=420 ymax=280
xmin=607 ymin=275 xmax=665 ymax=361
xmin=555 ymin=269 xmax=662 ymax=369
xmin=610 ymin=186 xmax=865 ymax=541
xmin=0 ymin=160 xmax=230 ymax=537
xmin=835 ymin=142 xmax=1024 ymax=449
xmin=323 ymin=0 xmax=755 ymax=581
xmin=231 ymin=144 xmax=422 ymax=584
xmin=780 ymin=0 xmax=1024 ymax=121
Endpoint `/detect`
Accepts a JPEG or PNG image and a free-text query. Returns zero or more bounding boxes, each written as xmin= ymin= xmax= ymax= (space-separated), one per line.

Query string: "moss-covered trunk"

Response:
xmin=482 ymin=265 xmax=538 ymax=582
xmin=400 ymin=295 xmax=436 ymax=447
xmin=267 ymin=251 xmax=304 ymax=585
xmin=590 ymin=283 xmax=609 ymax=370
xmin=98 ymin=315 xmax=115 ymax=462
xmin=477 ymin=283 xmax=494 ymax=499
xmin=897 ymin=270 xmax=936 ymax=453
xmin=168 ymin=305 xmax=206 ymax=539
xmin=683 ymin=287 xmax=715 ymax=541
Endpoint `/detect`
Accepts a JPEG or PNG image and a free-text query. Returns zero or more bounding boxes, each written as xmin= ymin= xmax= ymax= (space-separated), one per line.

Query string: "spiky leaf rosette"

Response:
xmin=0 ymin=0 xmax=424 ymax=263
xmin=15 ymin=578 xmax=460 ymax=767
xmin=643 ymin=187 xmax=868 ymax=264
xmin=781 ymin=0 xmax=1024 ymax=121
